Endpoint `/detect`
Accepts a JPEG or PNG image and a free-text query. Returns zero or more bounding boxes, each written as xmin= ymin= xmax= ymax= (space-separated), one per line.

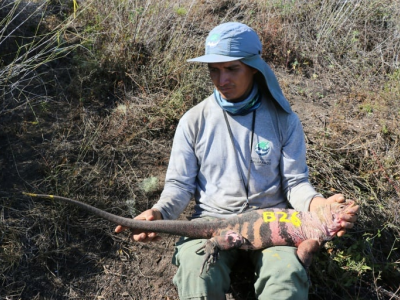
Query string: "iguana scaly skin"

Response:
xmin=24 ymin=192 xmax=357 ymax=273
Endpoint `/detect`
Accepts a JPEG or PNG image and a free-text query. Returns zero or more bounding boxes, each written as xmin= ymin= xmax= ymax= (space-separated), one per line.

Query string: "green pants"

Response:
xmin=172 ymin=237 xmax=309 ymax=300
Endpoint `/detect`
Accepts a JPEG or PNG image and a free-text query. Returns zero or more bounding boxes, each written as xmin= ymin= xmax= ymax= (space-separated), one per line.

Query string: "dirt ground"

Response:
xmin=4 ymin=0 xmax=400 ymax=297
xmin=1 ymin=66 xmax=391 ymax=300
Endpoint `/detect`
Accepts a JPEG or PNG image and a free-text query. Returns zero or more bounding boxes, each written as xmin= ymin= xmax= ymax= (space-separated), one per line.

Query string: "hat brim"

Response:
xmin=187 ymin=54 xmax=245 ymax=63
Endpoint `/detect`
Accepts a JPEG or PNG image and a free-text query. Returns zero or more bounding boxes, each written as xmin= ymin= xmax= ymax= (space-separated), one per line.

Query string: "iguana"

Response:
xmin=23 ymin=192 xmax=358 ymax=274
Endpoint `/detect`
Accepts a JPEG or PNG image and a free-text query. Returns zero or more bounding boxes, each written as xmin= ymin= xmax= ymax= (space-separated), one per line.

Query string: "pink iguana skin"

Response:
xmin=198 ymin=200 xmax=357 ymax=273
xmin=24 ymin=193 xmax=357 ymax=273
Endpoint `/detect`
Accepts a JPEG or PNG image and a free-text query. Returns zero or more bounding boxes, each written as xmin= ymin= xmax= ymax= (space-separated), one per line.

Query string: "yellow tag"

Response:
xmin=262 ymin=211 xmax=301 ymax=227
xmin=262 ymin=211 xmax=276 ymax=223
xmin=23 ymin=192 xmax=38 ymax=197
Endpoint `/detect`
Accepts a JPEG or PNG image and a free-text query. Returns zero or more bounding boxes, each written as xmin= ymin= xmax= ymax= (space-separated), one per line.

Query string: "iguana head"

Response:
xmin=330 ymin=199 xmax=357 ymax=215
xmin=318 ymin=200 xmax=359 ymax=238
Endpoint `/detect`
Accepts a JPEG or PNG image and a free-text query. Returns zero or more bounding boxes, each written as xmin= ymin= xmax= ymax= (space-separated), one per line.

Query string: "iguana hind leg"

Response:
xmin=196 ymin=231 xmax=248 ymax=275
xmin=196 ymin=238 xmax=220 ymax=275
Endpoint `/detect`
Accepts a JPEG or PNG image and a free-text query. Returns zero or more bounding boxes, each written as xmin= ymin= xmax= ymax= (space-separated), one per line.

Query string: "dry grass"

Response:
xmin=1 ymin=0 xmax=399 ymax=299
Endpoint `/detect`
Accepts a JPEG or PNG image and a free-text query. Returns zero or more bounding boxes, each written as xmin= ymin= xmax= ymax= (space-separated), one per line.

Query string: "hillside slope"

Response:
xmin=1 ymin=0 xmax=399 ymax=299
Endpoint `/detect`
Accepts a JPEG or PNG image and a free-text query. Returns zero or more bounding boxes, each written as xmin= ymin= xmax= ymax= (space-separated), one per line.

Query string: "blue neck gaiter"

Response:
xmin=214 ymin=83 xmax=261 ymax=116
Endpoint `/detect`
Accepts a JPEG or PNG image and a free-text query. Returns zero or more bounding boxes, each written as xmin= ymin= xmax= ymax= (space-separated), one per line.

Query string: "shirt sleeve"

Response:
xmin=280 ymin=113 xmax=323 ymax=211
xmin=152 ymin=116 xmax=199 ymax=220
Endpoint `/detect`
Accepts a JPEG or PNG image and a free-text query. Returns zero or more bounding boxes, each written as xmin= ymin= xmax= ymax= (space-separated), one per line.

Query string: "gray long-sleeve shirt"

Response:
xmin=153 ymin=94 xmax=322 ymax=220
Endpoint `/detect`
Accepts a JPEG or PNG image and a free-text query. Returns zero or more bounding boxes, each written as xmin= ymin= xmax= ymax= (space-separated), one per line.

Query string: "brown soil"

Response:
xmin=1 ymin=2 xmax=399 ymax=298
xmin=0 ymin=70 xmax=388 ymax=300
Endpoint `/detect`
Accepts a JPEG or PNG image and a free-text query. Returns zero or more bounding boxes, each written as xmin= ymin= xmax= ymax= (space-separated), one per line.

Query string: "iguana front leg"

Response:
xmin=296 ymin=239 xmax=321 ymax=269
xmin=196 ymin=230 xmax=248 ymax=275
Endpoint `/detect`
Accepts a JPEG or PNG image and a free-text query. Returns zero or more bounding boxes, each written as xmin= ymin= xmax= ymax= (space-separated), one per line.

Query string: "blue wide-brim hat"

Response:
xmin=188 ymin=22 xmax=292 ymax=113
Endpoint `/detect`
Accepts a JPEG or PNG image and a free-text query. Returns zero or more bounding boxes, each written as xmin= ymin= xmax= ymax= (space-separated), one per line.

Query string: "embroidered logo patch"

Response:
xmin=255 ymin=141 xmax=271 ymax=156
xmin=206 ymin=33 xmax=220 ymax=47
